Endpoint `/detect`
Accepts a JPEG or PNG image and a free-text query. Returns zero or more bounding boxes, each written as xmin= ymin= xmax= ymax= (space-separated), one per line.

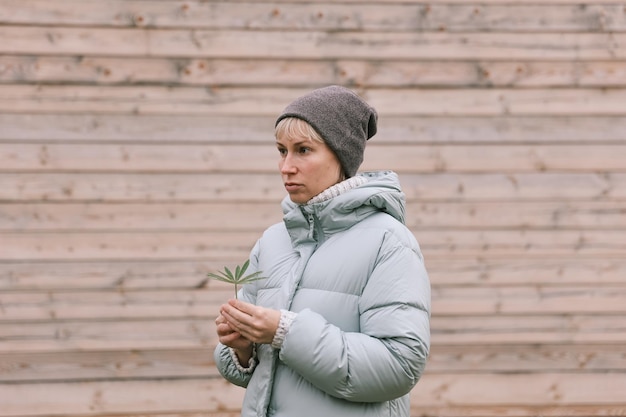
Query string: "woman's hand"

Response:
xmin=215 ymin=312 xmax=255 ymax=366
xmin=220 ymin=299 xmax=281 ymax=345
xmin=215 ymin=313 xmax=252 ymax=349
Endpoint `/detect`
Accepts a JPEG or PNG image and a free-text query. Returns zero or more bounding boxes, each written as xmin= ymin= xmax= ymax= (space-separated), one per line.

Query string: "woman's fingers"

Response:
xmin=216 ymin=321 xmax=252 ymax=350
xmin=221 ymin=302 xmax=252 ymax=329
xmin=215 ymin=314 xmax=225 ymax=324
xmin=228 ymin=298 xmax=256 ymax=314
xmin=220 ymin=301 xmax=280 ymax=344
xmin=216 ymin=322 xmax=234 ymax=336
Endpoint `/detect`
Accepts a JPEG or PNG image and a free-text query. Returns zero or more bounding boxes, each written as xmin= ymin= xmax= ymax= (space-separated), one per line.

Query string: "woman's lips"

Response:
xmin=284 ymin=183 xmax=302 ymax=192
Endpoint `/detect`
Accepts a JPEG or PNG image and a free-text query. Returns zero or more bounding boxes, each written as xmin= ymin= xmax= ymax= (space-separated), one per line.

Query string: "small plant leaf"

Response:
xmin=239 ymin=259 xmax=250 ymax=276
xmin=224 ymin=267 xmax=234 ymax=280
xmin=206 ymin=272 xmax=232 ymax=283
xmin=207 ymin=261 xmax=266 ymax=300
xmin=237 ymin=270 xmax=265 ymax=284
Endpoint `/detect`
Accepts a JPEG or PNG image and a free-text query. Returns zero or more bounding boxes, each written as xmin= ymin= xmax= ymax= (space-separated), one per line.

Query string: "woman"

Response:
xmin=214 ymin=85 xmax=430 ymax=417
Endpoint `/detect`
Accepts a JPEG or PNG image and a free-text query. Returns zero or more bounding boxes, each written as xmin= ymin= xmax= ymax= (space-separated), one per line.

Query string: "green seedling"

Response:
xmin=207 ymin=260 xmax=265 ymax=299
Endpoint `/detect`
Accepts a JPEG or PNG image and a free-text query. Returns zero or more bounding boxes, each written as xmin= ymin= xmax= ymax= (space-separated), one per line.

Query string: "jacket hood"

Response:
xmin=281 ymin=171 xmax=406 ymax=246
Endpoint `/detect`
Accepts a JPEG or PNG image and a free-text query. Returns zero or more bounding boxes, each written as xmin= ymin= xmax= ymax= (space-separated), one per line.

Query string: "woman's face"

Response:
xmin=276 ymin=132 xmax=342 ymax=204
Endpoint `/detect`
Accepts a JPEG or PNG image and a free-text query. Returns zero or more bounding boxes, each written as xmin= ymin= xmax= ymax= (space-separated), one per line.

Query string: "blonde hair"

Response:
xmin=275 ymin=117 xmax=324 ymax=144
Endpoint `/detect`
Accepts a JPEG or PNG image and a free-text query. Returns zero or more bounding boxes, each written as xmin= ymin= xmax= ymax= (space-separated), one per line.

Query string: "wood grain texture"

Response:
xmin=4 ymin=56 xmax=626 ymax=87
xmin=2 ymin=143 xmax=625 ymax=173
xmin=3 ymin=86 xmax=626 ymax=116
xmin=2 ymin=229 xmax=626 ymax=262
xmin=1 ymin=285 xmax=624 ymax=323
xmin=1 ymin=172 xmax=623 ymax=202
xmin=0 ymin=313 xmax=623 ymax=353
xmin=1 ymin=2 xmax=626 ymax=32
xmin=0 ymin=374 xmax=625 ymax=416
xmin=2 ymin=201 xmax=623 ymax=231
xmin=3 ymin=26 xmax=626 ymax=60
xmin=2 ymin=343 xmax=623 ymax=383
xmin=2 ymin=257 xmax=625 ymax=291
xmin=4 ymin=114 xmax=626 ymax=144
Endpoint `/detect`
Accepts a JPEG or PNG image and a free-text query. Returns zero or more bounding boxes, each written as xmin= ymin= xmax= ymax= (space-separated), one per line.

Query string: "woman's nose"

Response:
xmin=280 ymin=153 xmax=297 ymax=174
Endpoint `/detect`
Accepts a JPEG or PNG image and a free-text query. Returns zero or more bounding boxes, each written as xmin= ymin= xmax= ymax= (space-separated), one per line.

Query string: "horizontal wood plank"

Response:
xmin=0 ymin=289 xmax=226 ymax=321
xmin=414 ymin=405 xmax=626 ymax=417
xmin=2 ymin=229 xmax=626 ymax=261
xmin=0 ymin=285 xmax=624 ymax=322
xmin=2 ymin=143 xmax=625 ymax=173
xmin=0 ymin=202 xmax=283 ymax=232
xmin=0 ymin=377 xmax=244 ymax=416
xmin=2 ymin=343 xmax=624 ymax=383
xmin=432 ymin=285 xmax=626 ymax=315
xmin=428 ymin=343 xmax=626 ymax=373
xmin=0 ymin=412 xmax=243 ymax=417
xmin=404 ymin=201 xmax=626 ymax=230
xmin=2 ymin=257 xmax=624 ymax=291
xmin=3 ymin=86 xmax=626 ymax=116
xmin=0 ymin=314 xmax=623 ymax=352
xmin=0 ymin=231 xmax=258 ymax=261
xmin=0 ymin=319 xmax=218 ymax=352
xmin=4 ymin=114 xmax=626 ymax=144
xmin=1 ymin=172 xmax=624 ymax=202
xmin=411 ymin=373 xmax=626 ymax=406
xmin=3 ymin=26 xmax=626 ymax=60
xmin=0 ymin=261 xmax=233 ymax=291
xmin=431 ymin=314 xmax=626 ymax=344
xmin=0 ymin=348 xmax=219 ymax=382
xmin=1 ymin=374 xmax=625 ymax=416
xmin=2 ymin=201 xmax=624 ymax=232
xmin=3 ymin=56 xmax=626 ymax=88
xmin=2 ymin=2 xmax=626 ymax=32
xmin=428 ymin=258 xmax=626 ymax=286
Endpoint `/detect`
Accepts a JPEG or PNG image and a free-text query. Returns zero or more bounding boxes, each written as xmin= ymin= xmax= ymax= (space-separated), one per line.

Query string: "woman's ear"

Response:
xmin=366 ymin=109 xmax=378 ymax=140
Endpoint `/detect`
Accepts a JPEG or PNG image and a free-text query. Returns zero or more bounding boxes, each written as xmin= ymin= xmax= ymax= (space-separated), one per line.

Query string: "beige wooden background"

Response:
xmin=1 ymin=0 xmax=625 ymax=416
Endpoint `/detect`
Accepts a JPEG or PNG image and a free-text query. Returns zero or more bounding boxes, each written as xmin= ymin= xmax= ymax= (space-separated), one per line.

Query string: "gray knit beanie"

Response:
xmin=275 ymin=85 xmax=378 ymax=178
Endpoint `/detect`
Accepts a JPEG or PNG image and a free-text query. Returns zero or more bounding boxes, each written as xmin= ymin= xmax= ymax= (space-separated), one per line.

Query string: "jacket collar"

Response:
xmin=281 ymin=171 xmax=406 ymax=247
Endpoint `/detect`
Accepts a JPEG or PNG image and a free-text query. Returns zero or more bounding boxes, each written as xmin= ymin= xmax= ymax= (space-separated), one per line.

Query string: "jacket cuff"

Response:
xmin=271 ymin=309 xmax=298 ymax=349
xmin=228 ymin=344 xmax=257 ymax=374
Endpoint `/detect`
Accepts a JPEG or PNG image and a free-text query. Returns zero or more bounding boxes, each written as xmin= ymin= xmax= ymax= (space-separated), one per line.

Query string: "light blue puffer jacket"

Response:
xmin=215 ymin=171 xmax=431 ymax=417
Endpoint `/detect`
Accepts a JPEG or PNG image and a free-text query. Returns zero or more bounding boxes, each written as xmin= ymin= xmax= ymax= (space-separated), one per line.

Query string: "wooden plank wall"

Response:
xmin=1 ymin=0 xmax=625 ymax=415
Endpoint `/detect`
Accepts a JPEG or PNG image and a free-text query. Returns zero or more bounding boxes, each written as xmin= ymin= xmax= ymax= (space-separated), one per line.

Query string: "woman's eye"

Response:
xmin=299 ymin=147 xmax=311 ymax=154
xmin=277 ymin=148 xmax=287 ymax=156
